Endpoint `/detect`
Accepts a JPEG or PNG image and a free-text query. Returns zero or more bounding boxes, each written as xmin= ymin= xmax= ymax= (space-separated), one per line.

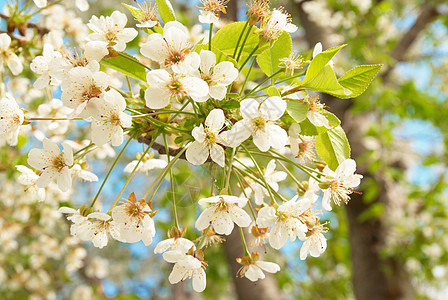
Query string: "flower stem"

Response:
xmin=208 ymin=23 xmax=213 ymax=51
xmin=233 ymin=169 xmax=257 ymax=221
xmin=239 ymin=227 xmax=251 ymax=256
xmin=89 ymin=135 xmax=134 ymax=209
xmin=233 ymin=19 xmax=249 ymax=59
xmin=198 ymin=225 xmax=211 ymax=249
xmin=239 ymin=45 xmax=259 ymax=71
xmin=240 ymin=59 xmax=255 ymax=95
xmin=236 ymin=25 xmax=254 ymax=62
xmin=163 ymin=133 xmax=180 ymax=229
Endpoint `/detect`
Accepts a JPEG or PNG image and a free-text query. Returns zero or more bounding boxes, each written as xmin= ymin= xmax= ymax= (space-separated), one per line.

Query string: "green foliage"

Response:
xmin=337 ymin=64 xmax=383 ymax=98
xmin=302 ymin=44 xmax=346 ymax=85
xmin=286 ymin=100 xmax=308 ymax=123
xmin=315 ymin=126 xmax=351 ymax=170
xmin=301 ymin=65 xmax=351 ymax=97
xmin=156 ymin=0 xmax=176 ymax=22
xmin=101 ymin=53 xmax=147 ymax=82
xmin=212 ymin=22 xmax=260 ymax=62
xmin=256 ymin=31 xmax=292 ymax=79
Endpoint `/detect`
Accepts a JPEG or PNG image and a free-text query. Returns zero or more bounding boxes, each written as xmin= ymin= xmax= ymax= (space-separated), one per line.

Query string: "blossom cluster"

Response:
xmin=0 ymin=0 xmax=368 ymax=294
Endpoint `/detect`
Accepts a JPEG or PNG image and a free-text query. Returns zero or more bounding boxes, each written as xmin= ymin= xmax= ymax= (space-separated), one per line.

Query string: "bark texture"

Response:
xmin=296 ymin=2 xmax=440 ymax=300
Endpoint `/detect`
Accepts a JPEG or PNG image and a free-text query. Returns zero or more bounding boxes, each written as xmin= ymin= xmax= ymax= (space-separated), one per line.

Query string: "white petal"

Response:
xmin=260 ymin=97 xmax=286 ymax=121
xmin=205 ymin=109 xmax=225 ymax=132
xmin=210 ymin=144 xmax=225 ymax=167
xmin=186 ymin=141 xmax=209 ymax=165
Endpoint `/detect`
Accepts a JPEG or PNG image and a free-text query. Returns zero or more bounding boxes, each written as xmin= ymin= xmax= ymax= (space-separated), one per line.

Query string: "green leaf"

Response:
xmin=286 ymin=100 xmax=308 ymax=123
xmin=122 ymin=3 xmax=141 ymax=20
xmin=221 ymin=100 xmax=240 ymax=109
xmin=193 ymin=44 xmax=237 ymax=65
xmin=315 ymin=126 xmax=351 ymax=171
xmin=301 ymin=65 xmax=352 ymax=97
xmin=323 ymin=111 xmax=341 ymax=128
xmin=156 ymin=0 xmax=176 ymax=23
xmin=337 ymin=64 xmax=382 ymax=98
xmin=101 ymin=53 xmax=147 ymax=82
xmin=302 ymin=44 xmax=346 ymax=85
xmin=212 ymin=22 xmax=259 ymax=59
xmin=256 ymin=31 xmax=292 ymax=79
xmin=266 ymin=86 xmax=281 ymax=97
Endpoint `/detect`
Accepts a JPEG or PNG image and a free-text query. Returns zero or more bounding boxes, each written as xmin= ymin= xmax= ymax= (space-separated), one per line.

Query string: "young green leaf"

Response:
xmin=286 ymin=100 xmax=308 ymax=123
xmin=338 ymin=64 xmax=382 ymax=98
xmin=256 ymin=31 xmax=292 ymax=79
xmin=315 ymin=125 xmax=351 ymax=171
xmin=266 ymin=86 xmax=281 ymax=97
xmin=101 ymin=53 xmax=147 ymax=82
xmin=156 ymin=0 xmax=176 ymax=23
xmin=212 ymin=22 xmax=259 ymax=58
xmin=302 ymin=44 xmax=346 ymax=85
xmin=301 ymin=65 xmax=352 ymax=97
xmin=122 ymin=3 xmax=141 ymax=20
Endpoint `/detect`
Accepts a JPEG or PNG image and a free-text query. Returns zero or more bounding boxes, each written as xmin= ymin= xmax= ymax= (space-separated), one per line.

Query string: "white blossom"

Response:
xmin=237 ymin=253 xmax=280 ymax=282
xmin=198 ymin=50 xmax=238 ymax=100
xmin=124 ymin=154 xmax=167 ymax=174
xmin=244 ymin=160 xmax=287 ymax=205
xmin=27 ymin=139 xmax=73 ymax=192
xmin=89 ymin=89 xmax=132 ymax=146
xmin=186 ymin=109 xmax=230 ymax=167
xmin=112 ymin=193 xmax=156 ymax=246
xmin=261 ymin=9 xmax=297 ymax=40
xmin=228 ymin=97 xmax=288 ymax=151
xmin=73 ymin=212 xmax=120 ymax=248
xmin=33 ymin=0 xmax=47 ymax=8
xmin=154 ymin=238 xmax=195 ymax=254
xmin=141 ymin=21 xmax=200 ymax=74
xmin=86 ymin=11 xmax=137 ymax=60
xmin=256 ymin=196 xmax=311 ymax=249
xmin=16 ymin=165 xmax=46 ymax=201
xmin=321 ymin=158 xmax=362 ymax=211
xmin=195 ymin=195 xmax=251 ymax=235
xmin=0 ymin=33 xmax=22 ymax=75
xmin=71 ymin=164 xmax=98 ymax=182
xmin=61 ymin=65 xmax=110 ymax=117
xmin=0 ymin=94 xmax=24 ymax=146
xmin=300 ymin=222 xmax=327 ymax=260
xmin=164 ymin=250 xmax=207 ymax=292
xmin=30 ymin=44 xmax=62 ymax=89
xmin=145 ymin=69 xmax=209 ymax=109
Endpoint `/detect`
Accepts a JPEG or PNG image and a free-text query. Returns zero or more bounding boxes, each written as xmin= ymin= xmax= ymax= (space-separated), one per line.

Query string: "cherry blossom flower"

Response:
xmin=198 ymin=50 xmax=238 ymax=100
xmin=261 ymin=9 xmax=297 ymax=40
xmin=140 ymin=21 xmax=200 ymax=74
xmin=61 ymin=65 xmax=110 ymax=117
xmin=74 ymin=212 xmax=121 ymax=248
xmin=243 ymin=160 xmax=287 ymax=205
xmin=228 ymin=97 xmax=288 ymax=151
xmin=89 ymin=89 xmax=132 ymax=146
xmin=186 ymin=109 xmax=230 ymax=167
xmin=0 ymin=94 xmax=24 ymax=146
xmin=320 ymin=158 xmax=363 ymax=211
xmin=164 ymin=249 xmax=207 ymax=292
xmin=58 ymin=207 xmax=89 ymax=237
xmin=71 ymin=164 xmax=98 ymax=182
xmin=237 ymin=252 xmax=280 ymax=281
xmin=256 ymin=196 xmax=311 ymax=249
xmin=198 ymin=0 xmax=228 ymax=24
xmin=129 ymin=2 xmax=159 ymax=28
xmin=124 ymin=153 xmax=167 ymax=174
xmin=112 ymin=193 xmax=156 ymax=246
xmin=16 ymin=165 xmax=46 ymax=202
xmin=145 ymin=69 xmax=209 ymax=109
xmin=195 ymin=195 xmax=251 ymax=235
xmin=27 ymin=139 xmax=73 ymax=192
xmin=289 ymin=123 xmax=316 ymax=162
xmin=30 ymin=44 xmax=62 ymax=89
xmin=86 ymin=11 xmax=137 ymax=56
xmin=279 ymin=51 xmax=305 ymax=76
xmin=155 ymin=237 xmax=195 ymax=254
xmin=0 ymin=33 xmax=23 ymax=75
xmin=300 ymin=220 xmax=327 ymax=260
